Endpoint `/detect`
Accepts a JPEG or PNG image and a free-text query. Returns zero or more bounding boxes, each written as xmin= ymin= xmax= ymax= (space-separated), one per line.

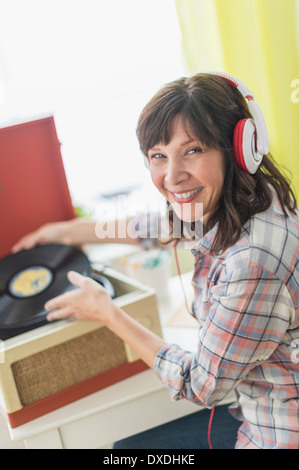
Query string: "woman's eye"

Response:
xmin=187 ymin=148 xmax=203 ymax=155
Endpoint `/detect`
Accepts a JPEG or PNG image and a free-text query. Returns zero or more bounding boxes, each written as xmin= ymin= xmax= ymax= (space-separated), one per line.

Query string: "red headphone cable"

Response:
xmin=207 ymin=406 xmax=215 ymax=450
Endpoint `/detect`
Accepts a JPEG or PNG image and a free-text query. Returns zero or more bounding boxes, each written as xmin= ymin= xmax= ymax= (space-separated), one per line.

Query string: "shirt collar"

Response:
xmin=189 ymin=217 xmax=252 ymax=257
xmin=187 ymin=223 xmax=218 ymax=256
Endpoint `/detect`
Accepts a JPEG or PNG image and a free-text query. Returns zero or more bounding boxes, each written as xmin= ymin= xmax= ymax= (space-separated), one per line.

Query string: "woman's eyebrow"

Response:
xmin=179 ymin=138 xmax=198 ymax=146
xmin=149 ymin=138 xmax=201 ymax=152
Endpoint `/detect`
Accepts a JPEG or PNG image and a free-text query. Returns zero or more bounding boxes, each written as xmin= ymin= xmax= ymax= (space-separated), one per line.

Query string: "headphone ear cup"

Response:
xmin=233 ymin=118 xmax=260 ymax=174
xmin=233 ymin=119 xmax=248 ymax=172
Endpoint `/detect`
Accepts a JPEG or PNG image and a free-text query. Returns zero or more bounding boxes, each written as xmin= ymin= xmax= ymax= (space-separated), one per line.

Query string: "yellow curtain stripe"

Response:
xmin=175 ymin=0 xmax=299 ymax=194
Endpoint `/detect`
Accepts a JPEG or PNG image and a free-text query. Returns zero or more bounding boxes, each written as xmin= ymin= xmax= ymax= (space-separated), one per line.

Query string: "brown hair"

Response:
xmin=136 ymin=73 xmax=297 ymax=255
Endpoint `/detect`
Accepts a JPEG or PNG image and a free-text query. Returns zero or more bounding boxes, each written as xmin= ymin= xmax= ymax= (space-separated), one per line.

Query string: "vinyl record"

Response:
xmin=0 ymin=244 xmax=91 ymax=329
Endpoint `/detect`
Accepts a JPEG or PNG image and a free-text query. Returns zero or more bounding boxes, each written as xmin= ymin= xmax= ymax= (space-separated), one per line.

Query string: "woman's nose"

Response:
xmin=164 ymin=159 xmax=189 ymax=186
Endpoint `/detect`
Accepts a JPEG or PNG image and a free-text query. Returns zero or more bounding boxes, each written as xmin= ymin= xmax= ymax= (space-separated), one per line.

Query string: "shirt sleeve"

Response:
xmin=153 ymin=264 xmax=294 ymax=406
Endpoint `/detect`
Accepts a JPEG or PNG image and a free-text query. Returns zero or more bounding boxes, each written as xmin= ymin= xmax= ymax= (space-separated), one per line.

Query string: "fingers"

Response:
xmin=45 ymin=271 xmax=100 ymax=322
xmin=45 ymin=293 xmax=71 ymax=321
xmin=45 ymin=291 xmax=79 ymax=321
xmin=68 ymin=270 xmax=104 ymax=291
xmin=46 ymin=307 xmax=71 ymax=322
xmin=67 ymin=270 xmax=87 ymax=287
xmin=44 ymin=269 xmax=108 ymax=323
xmin=11 ymin=227 xmax=50 ymax=253
xmin=11 ymin=233 xmax=39 ymax=253
xmin=11 ymin=222 xmax=62 ymax=253
xmin=44 ymin=294 xmax=65 ymax=312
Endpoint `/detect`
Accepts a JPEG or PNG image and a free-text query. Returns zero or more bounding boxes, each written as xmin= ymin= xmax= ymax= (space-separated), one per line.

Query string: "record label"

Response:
xmin=8 ymin=266 xmax=53 ymax=298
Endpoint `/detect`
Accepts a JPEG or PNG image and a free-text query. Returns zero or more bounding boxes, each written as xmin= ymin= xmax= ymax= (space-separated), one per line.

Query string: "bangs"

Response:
xmin=136 ymin=81 xmax=226 ymax=156
xmin=136 ymin=85 xmax=185 ymax=155
xmin=179 ymin=111 xmax=224 ymax=151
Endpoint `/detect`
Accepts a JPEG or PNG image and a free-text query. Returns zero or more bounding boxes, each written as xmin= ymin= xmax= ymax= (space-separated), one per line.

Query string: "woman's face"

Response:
xmin=148 ymin=115 xmax=226 ymax=224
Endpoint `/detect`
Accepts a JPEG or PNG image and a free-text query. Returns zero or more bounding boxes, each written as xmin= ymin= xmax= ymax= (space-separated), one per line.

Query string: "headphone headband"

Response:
xmin=208 ymin=71 xmax=254 ymax=99
xmin=208 ymin=71 xmax=269 ymax=161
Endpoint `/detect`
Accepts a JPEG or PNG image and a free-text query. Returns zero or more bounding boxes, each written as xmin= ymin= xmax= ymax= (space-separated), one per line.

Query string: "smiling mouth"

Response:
xmin=173 ymin=187 xmax=203 ymax=199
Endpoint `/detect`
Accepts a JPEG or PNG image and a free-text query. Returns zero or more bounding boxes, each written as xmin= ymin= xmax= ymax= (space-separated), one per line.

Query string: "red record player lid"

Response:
xmin=0 ymin=116 xmax=76 ymax=259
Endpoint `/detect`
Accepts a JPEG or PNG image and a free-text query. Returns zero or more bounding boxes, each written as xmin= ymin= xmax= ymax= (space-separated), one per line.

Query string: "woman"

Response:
xmin=13 ymin=73 xmax=299 ymax=449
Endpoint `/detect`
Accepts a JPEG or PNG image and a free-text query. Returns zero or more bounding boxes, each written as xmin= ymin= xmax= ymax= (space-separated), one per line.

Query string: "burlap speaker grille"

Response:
xmin=11 ymin=327 xmax=127 ymax=406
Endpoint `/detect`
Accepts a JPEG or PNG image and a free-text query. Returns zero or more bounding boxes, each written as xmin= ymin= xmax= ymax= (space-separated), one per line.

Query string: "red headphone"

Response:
xmin=209 ymin=71 xmax=269 ymax=174
xmin=144 ymin=72 xmax=269 ymax=174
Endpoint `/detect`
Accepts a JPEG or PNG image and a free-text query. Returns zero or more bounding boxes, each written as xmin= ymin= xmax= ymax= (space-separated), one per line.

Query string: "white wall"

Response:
xmin=0 ymin=0 xmax=185 ymax=207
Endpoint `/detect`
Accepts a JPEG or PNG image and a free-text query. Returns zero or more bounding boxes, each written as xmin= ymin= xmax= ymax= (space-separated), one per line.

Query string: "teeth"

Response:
xmin=174 ymin=187 xmax=202 ymax=199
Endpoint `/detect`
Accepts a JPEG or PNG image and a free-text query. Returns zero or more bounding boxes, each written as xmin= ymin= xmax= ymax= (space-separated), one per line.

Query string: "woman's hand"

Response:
xmin=45 ymin=272 xmax=166 ymax=370
xmin=12 ymin=221 xmax=76 ymax=253
xmin=12 ymin=217 xmax=139 ymax=254
xmin=45 ymin=271 xmax=114 ymax=323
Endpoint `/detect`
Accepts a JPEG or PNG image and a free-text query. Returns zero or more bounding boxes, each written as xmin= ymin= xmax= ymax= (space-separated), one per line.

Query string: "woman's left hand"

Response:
xmin=45 ymin=271 xmax=166 ymax=370
xmin=45 ymin=271 xmax=114 ymax=323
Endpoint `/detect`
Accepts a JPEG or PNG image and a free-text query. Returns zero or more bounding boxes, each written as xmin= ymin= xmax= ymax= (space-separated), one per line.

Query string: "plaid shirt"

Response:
xmin=151 ymin=196 xmax=299 ymax=449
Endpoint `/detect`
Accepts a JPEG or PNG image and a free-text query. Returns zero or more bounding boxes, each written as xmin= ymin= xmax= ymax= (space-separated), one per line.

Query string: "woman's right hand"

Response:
xmin=12 ymin=220 xmax=76 ymax=253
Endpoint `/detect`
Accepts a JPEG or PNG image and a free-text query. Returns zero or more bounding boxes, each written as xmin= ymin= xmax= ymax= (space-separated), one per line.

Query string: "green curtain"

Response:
xmin=175 ymin=0 xmax=299 ymax=194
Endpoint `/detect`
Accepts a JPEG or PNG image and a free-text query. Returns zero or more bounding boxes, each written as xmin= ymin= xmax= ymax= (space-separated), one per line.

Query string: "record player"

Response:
xmin=0 ymin=117 xmax=163 ymax=428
